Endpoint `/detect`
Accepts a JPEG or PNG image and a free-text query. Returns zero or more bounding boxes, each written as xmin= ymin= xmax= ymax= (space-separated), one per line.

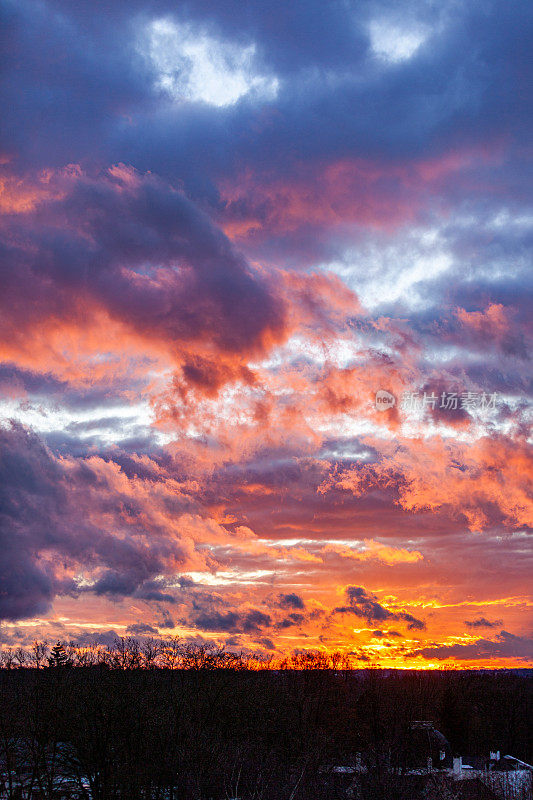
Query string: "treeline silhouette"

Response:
xmin=0 ymin=640 xmax=531 ymax=799
xmin=0 ymin=638 xmax=358 ymax=671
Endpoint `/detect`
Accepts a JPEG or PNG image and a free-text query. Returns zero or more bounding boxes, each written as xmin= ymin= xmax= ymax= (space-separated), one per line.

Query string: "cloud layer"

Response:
xmin=0 ymin=0 xmax=531 ymax=666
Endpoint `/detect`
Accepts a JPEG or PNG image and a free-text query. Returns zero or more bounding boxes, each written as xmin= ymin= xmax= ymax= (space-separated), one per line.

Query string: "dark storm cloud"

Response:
xmin=68 ymin=630 xmax=123 ymax=649
xmin=464 ymin=618 xmax=503 ymax=629
xmin=278 ymin=614 xmax=305 ymax=629
xmin=156 ymin=609 xmax=175 ymax=628
xmin=1 ymin=0 xmax=530 ymax=413
xmin=0 ymin=421 xmax=194 ymax=620
xmin=2 ymin=0 xmax=531 ymax=187
xmin=335 ymin=586 xmax=425 ymax=630
xmin=126 ymin=622 xmax=160 ymax=635
xmin=0 ymin=0 xmax=152 ymax=168
xmin=133 ymin=582 xmax=178 ymax=604
xmin=0 ymin=364 xmax=66 ymax=397
xmin=0 ymin=422 xmax=64 ymax=619
xmin=0 ymin=168 xmax=286 ymax=361
xmin=414 ymin=631 xmax=533 ymax=661
xmin=192 ymin=608 xmax=272 ymax=633
xmin=257 ymin=637 xmax=276 ymax=651
xmin=278 ymin=593 xmax=305 ymax=610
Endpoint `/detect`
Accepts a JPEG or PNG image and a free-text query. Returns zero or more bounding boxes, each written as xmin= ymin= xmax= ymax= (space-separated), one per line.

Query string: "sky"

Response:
xmin=0 ymin=0 xmax=532 ymax=668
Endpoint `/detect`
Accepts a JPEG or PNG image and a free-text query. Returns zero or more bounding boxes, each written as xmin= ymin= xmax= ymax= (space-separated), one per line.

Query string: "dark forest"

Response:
xmin=0 ymin=641 xmax=531 ymax=800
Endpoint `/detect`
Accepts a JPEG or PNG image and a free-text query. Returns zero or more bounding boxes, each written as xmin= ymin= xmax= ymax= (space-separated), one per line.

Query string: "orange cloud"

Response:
xmin=324 ymin=434 xmax=533 ymax=531
xmin=220 ymin=147 xmax=500 ymax=242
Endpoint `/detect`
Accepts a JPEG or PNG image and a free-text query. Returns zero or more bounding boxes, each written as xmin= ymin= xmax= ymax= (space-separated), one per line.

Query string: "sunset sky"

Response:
xmin=1 ymin=0 xmax=532 ymax=668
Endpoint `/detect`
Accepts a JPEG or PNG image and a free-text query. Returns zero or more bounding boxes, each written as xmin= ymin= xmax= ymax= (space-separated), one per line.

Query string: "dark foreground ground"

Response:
xmin=0 ymin=667 xmax=531 ymax=799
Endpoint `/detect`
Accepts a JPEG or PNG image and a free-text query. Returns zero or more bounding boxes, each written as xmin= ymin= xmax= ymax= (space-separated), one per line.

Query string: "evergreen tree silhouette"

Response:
xmin=48 ymin=640 xmax=69 ymax=668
